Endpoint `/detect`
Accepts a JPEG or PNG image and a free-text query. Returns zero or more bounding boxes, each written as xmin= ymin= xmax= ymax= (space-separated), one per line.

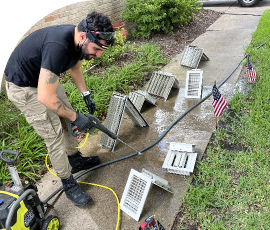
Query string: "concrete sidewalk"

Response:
xmin=36 ymin=1 xmax=270 ymax=229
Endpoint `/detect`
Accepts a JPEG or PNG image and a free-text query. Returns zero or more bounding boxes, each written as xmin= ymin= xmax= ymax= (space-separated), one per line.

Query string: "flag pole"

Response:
xmin=215 ymin=80 xmax=217 ymax=129
xmin=154 ymin=215 xmax=160 ymax=230
xmin=246 ymin=55 xmax=249 ymax=85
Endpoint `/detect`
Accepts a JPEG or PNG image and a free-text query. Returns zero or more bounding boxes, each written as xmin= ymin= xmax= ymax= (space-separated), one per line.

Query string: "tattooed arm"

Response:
xmin=38 ymin=68 xmax=77 ymax=121
xmin=69 ymin=61 xmax=88 ymax=93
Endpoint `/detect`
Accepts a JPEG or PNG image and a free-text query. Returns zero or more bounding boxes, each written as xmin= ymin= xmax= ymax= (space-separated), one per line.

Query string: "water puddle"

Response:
xmin=153 ymin=80 xmax=248 ymax=154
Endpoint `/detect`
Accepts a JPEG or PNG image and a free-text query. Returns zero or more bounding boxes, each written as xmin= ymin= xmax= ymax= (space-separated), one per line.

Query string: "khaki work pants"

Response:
xmin=5 ymin=81 xmax=78 ymax=179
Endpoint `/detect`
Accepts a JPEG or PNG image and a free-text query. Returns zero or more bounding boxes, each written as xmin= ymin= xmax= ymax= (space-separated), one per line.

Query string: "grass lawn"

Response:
xmin=175 ymin=9 xmax=270 ymax=230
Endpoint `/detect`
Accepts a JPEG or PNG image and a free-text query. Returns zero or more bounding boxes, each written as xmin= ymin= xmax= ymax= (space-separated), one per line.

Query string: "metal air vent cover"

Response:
xmin=120 ymin=169 xmax=172 ymax=221
xmin=120 ymin=169 xmax=152 ymax=221
xmin=180 ymin=45 xmax=209 ymax=69
xmin=129 ymin=90 xmax=156 ymax=112
xmin=162 ymin=143 xmax=197 ymax=176
xmin=185 ymin=69 xmax=203 ymax=98
xmin=100 ymin=93 xmax=148 ymax=151
xmin=146 ymin=71 xmax=179 ymax=101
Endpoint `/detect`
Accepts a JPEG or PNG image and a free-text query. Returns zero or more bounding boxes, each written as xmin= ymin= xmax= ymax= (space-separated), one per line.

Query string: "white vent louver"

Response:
xmin=129 ymin=90 xmax=156 ymax=112
xmin=146 ymin=71 xmax=179 ymax=101
xmin=162 ymin=143 xmax=197 ymax=176
xmin=185 ymin=69 xmax=203 ymax=98
xmin=141 ymin=169 xmax=172 ymax=193
xmin=120 ymin=169 xmax=172 ymax=221
xmin=100 ymin=93 xmax=148 ymax=152
xmin=120 ymin=169 xmax=152 ymax=221
xmin=180 ymin=45 xmax=209 ymax=69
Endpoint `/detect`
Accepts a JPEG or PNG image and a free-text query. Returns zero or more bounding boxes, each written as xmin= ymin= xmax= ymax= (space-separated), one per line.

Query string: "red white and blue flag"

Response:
xmin=212 ymin=84 xmax=227 ymax=117
xmin=247 ymin=57 xmax=257 ymax=83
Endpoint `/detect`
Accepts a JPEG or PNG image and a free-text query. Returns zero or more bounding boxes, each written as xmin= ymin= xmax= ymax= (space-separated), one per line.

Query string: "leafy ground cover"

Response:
xmin=172 ymin=9 xmax=270 ymax=230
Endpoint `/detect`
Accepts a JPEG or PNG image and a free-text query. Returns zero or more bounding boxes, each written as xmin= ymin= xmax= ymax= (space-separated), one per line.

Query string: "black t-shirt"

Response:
xmin=4 ymin=25 xmax=82 ymax=87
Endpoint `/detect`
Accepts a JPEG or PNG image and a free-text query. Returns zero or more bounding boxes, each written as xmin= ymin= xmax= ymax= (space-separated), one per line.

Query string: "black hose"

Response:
xmin=210 ymin=9 xmax=261 ymax=17
xmin=43 ymin=42 xmax=265 ymax=204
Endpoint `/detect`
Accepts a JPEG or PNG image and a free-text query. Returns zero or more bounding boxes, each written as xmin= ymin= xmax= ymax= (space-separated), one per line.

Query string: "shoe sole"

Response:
xmin=74 ymin=196 xmax=92 ymax=208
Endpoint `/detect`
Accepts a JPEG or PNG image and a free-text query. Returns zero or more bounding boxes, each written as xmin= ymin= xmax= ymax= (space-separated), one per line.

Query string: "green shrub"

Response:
xmin=80 ymin=29 xmax=128 ymax=71
xmin=121 ymin=0 xmax=202 ymax=38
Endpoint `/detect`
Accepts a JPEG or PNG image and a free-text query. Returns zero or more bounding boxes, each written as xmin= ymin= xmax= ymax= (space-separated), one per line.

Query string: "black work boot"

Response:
xmin=62 ymin=174 xmax=91 ymax=207
xmin=68 ymin=151 xmax=100 ymax=174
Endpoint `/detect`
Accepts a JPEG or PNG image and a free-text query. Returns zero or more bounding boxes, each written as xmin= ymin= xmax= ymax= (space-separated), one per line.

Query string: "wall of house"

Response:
xmin=1 ymin=0 xmax=130 ymax=87
xmin=23 ymin=0 xmax=126 ymax=39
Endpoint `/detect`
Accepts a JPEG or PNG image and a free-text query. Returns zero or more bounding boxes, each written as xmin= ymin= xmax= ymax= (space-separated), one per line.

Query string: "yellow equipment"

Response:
xmin=0 ymin=150 xmax=59 ymax=230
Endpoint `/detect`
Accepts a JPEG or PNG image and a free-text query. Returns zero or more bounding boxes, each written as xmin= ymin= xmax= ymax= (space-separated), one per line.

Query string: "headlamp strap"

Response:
xmin=86 ymin=32 xmax=109 ymax=49
xmin=82 ymin=18 xmax=109 ymax=49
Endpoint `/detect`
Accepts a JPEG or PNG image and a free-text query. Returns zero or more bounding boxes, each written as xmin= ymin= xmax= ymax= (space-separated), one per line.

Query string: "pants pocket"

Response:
xmin=25 ymin=111 xmax=57 ymax=139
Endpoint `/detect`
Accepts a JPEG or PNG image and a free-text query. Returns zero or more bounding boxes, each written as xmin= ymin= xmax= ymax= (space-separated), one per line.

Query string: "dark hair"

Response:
xmin=78 ymin=12 xmax=114 ymax=45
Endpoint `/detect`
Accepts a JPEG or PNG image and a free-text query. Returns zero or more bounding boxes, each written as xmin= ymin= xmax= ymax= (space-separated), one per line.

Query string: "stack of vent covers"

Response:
xmin=180 ymin=45 xmax=208 ymax=99
xmin=100 ymin=71 xmax=181 ymax=151
xmin=129 ymin=70 xmax=180 ymax=110
xmin=120 ymin=169 xmax=172 ymax=221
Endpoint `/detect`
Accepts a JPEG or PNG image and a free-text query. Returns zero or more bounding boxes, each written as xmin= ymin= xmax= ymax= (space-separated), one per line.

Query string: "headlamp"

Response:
xmin=90 ymin=31 xmax=116 ymax=41
xmin=82 ymin=19 xmax=114 ymax=49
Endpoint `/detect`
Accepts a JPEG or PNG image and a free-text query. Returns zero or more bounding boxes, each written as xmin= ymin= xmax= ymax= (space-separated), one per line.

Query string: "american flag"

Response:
xmin=247 ymin=57 xmax=256 ymax=83
xmin=212 ymin=84 xmax=227 ymax=117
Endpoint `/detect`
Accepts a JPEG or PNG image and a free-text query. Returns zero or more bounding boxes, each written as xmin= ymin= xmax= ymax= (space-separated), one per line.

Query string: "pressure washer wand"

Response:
xmin=117 ymin=138 xmax=142 ymax=155
xmin=68 ymin=114 xmax=141 ymax=155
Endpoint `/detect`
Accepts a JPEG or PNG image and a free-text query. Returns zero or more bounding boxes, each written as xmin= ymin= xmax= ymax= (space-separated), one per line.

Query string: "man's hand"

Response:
xmin=72 ymin=113 xmax=91 ymax=132
xmin=83 ymin=93 xmax=96 ymax=114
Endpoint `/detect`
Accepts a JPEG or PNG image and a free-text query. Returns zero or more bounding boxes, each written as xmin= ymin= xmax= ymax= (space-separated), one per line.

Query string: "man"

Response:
xmin=4 ymin=11 xmax=115 ymax=207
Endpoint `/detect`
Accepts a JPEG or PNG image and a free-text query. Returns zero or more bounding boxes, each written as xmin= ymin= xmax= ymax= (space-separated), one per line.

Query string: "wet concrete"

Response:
xmin=36 ymin=1 xmax=270 ymax=229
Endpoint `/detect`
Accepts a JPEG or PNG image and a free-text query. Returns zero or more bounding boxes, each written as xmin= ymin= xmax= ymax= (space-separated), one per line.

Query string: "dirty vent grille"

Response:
xmin=129 ymin=90 xmax=156 ymax=112
xmin=125 ymin=98 xmax=149 ymax=127
xmin=100 ymin=93 xmax=126 ymax=151
xmin=146 ymin=71 xmax=179 ymax=101
xmin=185 ymin=69 xmax=203 ymax=98
xmin=100 ymin=93 xmax=148 ymax=152
xmin=180 ymin=45 xmax=209 ymax=69
xmin=120 ymin=169 xmax=152 ymax=221
xmin=123 ymin=175 xmax=146 ymax=213
xmin=129 ymin=92 xmax=145 ymax=112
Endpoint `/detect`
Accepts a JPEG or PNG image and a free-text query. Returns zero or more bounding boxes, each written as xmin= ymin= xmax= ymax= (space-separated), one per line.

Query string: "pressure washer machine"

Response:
xmin=0 ymin=150 xmax=59 ymax=230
